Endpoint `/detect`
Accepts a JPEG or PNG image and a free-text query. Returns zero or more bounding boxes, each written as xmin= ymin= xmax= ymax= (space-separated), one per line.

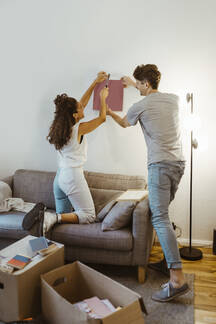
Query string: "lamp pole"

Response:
xmin=179 ymin=93 xmax=203 ymax=260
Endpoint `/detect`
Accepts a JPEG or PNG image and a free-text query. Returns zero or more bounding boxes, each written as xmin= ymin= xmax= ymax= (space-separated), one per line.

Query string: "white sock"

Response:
xmin=57 ymin=213 xmax=62 ymax=223
xmin=43 ymin=211 xmax=58 ymax=235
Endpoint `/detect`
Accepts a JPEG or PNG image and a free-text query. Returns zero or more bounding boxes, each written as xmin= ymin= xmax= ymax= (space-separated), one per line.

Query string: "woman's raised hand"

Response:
xmin=96 ymin=71 xmax=108 ymax=83
xmin=100 ymin=87 xmax=109 ymax=100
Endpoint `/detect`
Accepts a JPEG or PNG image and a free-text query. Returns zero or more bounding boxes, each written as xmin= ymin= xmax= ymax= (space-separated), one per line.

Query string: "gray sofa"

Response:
xmin=0 ymin=169 xmax=153 ymax=283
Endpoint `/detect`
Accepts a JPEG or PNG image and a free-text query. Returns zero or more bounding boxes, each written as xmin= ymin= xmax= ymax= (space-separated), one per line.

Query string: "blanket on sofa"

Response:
xmin=0 ymin=198 xmax=36 ymax=213
xmin=0 ymin=180 xmax=36 ymax=213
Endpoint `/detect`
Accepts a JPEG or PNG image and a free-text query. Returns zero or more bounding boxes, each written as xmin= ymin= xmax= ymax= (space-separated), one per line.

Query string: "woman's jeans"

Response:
xmin=148 ymin=161 xmax=185 ymax=269
xmin=53 ymin=168 xmax=96 ymax=224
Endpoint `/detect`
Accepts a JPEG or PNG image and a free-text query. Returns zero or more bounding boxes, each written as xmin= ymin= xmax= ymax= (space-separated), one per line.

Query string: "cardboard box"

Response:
xmin=0 ymin=235 xmax=64 ymax=323
xmin=41 ymin=261 xmax=146 ymax=324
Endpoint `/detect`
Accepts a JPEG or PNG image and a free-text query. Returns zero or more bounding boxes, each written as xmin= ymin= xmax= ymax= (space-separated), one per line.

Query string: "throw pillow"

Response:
xmin=97 ymin=199 xmax=118 ymax=222
xmin=0 ymin=180 xmax=12 ymax=204
xmin=90 ymin=188 xmax=124 ymax=215
xmin=101 ymin=201 xmax=137 ymax=231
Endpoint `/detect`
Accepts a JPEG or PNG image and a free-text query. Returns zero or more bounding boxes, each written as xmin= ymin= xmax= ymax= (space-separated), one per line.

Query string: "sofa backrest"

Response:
xmin=13 ymin=169 xmax=56 ymax=209
xmin=12 ymin=169 xmax=147 ymax=210
xmin=85 ymin=170 xmax=147 ymax=214
xmin=84 ymin=170 xmax=146 ymax=191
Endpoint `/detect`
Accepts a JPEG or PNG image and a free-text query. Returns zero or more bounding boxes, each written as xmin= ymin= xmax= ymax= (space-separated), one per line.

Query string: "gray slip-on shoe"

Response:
xmin=28 ymin=209 xmax=45 ymax=237
xmin=22 ymin=202 xmax=45 ymax=230
xmin=151 ymin=281 xmax=190 ymax=302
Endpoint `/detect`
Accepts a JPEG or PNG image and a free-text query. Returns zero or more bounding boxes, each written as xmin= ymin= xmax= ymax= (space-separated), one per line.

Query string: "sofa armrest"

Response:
xmin=1 ymin=176 xmax=13 ymax=190
xmin=131 ymin=198 xmax=153 ymax=266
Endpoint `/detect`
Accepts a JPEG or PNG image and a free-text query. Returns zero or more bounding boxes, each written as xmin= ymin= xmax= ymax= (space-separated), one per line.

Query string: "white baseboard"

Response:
xmin=177 ymin=238 xmax=212 ymax=247
xmin=153 ymin=231 xmax=213 ymax=247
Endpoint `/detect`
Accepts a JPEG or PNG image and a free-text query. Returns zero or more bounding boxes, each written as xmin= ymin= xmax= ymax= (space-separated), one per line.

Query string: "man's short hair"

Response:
xmin=133 ymin=64 xmax=161 ymax=89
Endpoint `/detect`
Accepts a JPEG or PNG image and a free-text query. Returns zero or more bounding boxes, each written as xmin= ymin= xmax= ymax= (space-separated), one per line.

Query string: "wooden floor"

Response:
xmin=149 ymin=244 xmax=216 ymax=324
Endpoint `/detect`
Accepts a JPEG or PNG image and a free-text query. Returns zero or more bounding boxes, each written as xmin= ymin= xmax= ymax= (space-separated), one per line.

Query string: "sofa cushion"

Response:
xmin=0 ymin=211 xmax=28 ymax=239
xmin=51 ymin=223 xmax=133 ymax=251
xmin=101 ymin=201 xmax=137 ymax=231
xmin=13 ymin=169 xmax=56 ymax=209
xmin=90 ymin=188 xmax=123 ymax=215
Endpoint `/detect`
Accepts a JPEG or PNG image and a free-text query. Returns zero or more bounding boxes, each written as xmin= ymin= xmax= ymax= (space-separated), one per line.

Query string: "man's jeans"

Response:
xmin=148 ymin=161 xmax=185 ymax=269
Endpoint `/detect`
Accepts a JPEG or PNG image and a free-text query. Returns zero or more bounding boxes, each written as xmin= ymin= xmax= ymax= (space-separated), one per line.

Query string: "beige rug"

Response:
xmin=91 ymin=264 xmax=194 ymax=324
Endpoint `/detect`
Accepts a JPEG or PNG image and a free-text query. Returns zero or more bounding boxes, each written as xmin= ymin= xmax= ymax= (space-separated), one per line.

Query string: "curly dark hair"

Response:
xmin=133 ymin=64 xmax=161 ymax=89
xmin=47 ymin=93 xmax=78 ymax=150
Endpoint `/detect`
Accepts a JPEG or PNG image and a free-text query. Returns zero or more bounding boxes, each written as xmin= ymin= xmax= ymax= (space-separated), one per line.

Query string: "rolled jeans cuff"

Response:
xmin=167 ymin=261 xmax=182 ymax=269
xmin=76 ymin=210 xmax=96 ymax=224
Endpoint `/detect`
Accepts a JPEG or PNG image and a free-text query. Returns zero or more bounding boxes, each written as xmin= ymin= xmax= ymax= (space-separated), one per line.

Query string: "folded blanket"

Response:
xmin=0 ymin=198 xmax=35 ymax=213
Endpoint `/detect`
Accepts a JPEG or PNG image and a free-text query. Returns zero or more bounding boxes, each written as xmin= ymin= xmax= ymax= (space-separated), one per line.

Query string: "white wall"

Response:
xmin=0 ymin=0 xmax=216 ymax=243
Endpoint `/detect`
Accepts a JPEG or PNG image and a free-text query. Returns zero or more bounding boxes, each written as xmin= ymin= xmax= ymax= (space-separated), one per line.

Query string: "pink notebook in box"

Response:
xmin=93 ymin=80 xmax=124 ymax=111
xmin=84 ymin=296 xmax=112 ymax=317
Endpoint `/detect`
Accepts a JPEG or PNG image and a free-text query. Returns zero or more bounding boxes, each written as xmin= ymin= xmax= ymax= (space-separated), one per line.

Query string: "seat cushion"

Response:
xmin=0 ymin=211 xmax=28 ymax=239
xmin=51 ymin=223 xmax=133 ymax=251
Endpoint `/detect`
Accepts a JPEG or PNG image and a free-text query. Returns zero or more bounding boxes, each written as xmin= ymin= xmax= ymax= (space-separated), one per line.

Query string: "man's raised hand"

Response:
xmin=121 ymin=76 xmax=136 ymax=88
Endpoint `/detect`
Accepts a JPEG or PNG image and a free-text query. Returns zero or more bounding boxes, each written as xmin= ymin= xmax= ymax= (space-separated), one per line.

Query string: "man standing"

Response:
xmin=107 ymin=64 xmax=189 ymax=302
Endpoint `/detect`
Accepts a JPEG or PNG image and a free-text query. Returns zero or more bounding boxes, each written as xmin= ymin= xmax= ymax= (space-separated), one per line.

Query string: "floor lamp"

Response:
xmin=179 ymin=93 xmax=203 ymax=261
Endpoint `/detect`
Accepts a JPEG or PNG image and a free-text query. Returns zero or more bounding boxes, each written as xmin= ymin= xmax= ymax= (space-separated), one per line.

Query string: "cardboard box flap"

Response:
xmin=138 ymin=297 xmax=147 ymax=315
xmin=41 ymin=262 xmax=85 ymax=303
xmin=0 ymin=272 xmax=19 ymax=321
xmin=41 ymin=277 xmax=89 ymax=324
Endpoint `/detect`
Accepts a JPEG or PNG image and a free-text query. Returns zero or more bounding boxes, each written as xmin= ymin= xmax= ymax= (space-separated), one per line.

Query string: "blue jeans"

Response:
xmin=148 ymin=161 xmax=185 ymax=269
xmin=53 ymin=169 xmax=73 ymax=214
xmin=53 ymin=168 xmax=96 ymax=224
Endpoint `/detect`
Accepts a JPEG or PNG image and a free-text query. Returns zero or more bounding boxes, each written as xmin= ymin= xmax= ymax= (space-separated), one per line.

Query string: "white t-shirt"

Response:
xmin=127 ymin=92 xmax=184 ymax=166
xmin=57 ymin=122 xmax=87 ymax=168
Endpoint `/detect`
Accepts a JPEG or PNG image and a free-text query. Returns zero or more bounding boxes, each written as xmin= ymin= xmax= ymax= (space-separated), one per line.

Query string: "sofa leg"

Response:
xmin=138 ymin=266 xmax=146 ymax=284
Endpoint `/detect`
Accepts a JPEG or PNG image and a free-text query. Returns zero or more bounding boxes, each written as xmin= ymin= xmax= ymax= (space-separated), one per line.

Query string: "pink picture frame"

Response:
xmin=93 ymin=80 xmax=124 ymax=111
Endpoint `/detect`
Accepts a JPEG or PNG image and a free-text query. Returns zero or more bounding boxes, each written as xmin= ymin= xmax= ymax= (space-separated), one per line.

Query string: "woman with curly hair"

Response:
xmin=22 ymin=72 xmax=108 ymax=234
